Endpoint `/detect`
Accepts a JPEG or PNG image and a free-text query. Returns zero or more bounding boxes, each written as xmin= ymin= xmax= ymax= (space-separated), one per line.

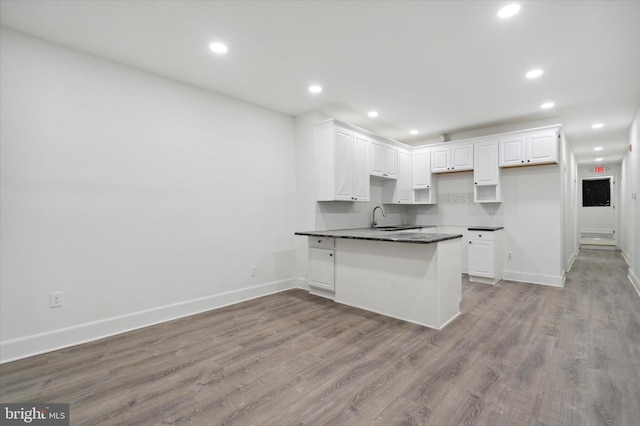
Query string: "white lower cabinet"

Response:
xmin=467 ymin=229 xmax=503 ymax=285
xmin=307 ymin=237 xmax=335 ymax=299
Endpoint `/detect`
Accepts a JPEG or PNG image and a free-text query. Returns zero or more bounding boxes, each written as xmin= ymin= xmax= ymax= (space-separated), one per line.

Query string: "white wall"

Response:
xmin=562 ymin=132 xmax=579 ymax=272
xmin=501 ymin=164 xmax=564 ymax=286
xmin=622 ymin=106 xmax=640 ymax=295
xmin=0 ymin=29 xmax=298 ymax=362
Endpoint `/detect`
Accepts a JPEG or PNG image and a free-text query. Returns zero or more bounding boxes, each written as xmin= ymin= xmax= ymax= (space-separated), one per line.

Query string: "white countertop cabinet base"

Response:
xmin=307 ymin=237 xmax=335 ymax=299
xmin=334 ymin=238 xmax=461 ymax=329
xmin=468 ymin=230 xmax=503 ymax=285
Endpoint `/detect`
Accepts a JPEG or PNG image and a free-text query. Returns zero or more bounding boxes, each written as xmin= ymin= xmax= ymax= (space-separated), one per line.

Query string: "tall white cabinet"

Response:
xmin=382 ymin=149 xmax=412 ymax=204
xmin=412 ymin=148 xmax=436 ymax=204
xmin=473 ymin=140 xmax=501 ymax=203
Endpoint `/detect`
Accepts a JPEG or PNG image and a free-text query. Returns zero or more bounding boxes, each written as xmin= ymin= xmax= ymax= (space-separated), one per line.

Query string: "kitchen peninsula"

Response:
xmin=295 ymin=227 xmax=463 ymax=329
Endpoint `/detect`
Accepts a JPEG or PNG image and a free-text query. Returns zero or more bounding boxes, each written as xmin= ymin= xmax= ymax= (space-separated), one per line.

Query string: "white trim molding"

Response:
xmin=503 ymin=270 xmax=564 ymax=287
xmin=629 ymin=268 xmax=640 ymax=298
xmin=0 ymin=279 xmax=297 ymax=364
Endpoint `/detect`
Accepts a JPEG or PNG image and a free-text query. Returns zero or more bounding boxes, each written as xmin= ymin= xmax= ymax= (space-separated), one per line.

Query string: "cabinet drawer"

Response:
xmin=309 ymin=236 xmax=335 ymax=249
xmin=468 ymin=231 xmax=494 ymax=241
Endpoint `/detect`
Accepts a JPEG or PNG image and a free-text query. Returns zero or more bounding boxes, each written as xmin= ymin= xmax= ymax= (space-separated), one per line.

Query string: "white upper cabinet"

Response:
xmin=396 ymin=149 xmax=412 ymax=203
xmin=499 ymin=129 xmax=558 ymax=167
xmin=315 ymin=121 xmax=370 ymax=202
xmin=412 ymin=148 xmax=436 ymax=204
xmin=382 ymin=149 xmax=412 ymax=204
xmin=352 ymin=133 xmax=371 ymax=200
xmin=370 ymin=139 xmax=397 ymax=179
xmin=527 ymin=131 xmax=558 ymax=164
xmin=473 ymin=140 xmax=501 ymax=203
xmin=412 ymin=148 xmax=432 ymax=189
xmin=431 ymin=143 xmax=473 ymax=173
xmin=474 ymin=140 xmax=499 ymax=186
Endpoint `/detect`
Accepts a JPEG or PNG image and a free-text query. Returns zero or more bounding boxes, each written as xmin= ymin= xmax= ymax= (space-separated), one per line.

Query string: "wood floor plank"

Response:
xmin=1 ymin=250 xmax=639 ymax=425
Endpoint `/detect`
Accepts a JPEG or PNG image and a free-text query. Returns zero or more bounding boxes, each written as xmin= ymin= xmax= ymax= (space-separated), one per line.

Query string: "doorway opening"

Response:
xmin=579 ymin=176 xmax=616 ymax=250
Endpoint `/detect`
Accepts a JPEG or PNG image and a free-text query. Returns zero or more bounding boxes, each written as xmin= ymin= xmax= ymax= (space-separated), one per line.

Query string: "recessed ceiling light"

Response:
xmin=540 ymin=102 xmax=555 ymax=109
xmin=209 ymin=42 xmax=228 ymax=54
xmin=410 ymin=130 xmax=418 ymax=135
xmin=497 ymin=4 xmax=521 ymax=18
xmin=309 ymin=85 xmax=322 ymax=94
xmin=593 ymin=147 xmax=603 ymax=151
xmin=526 ymin=69 xmax=544 ymax=79
xmin=594 ymin=157 xmax=603 ymax=162
xmin=592 ymin=123 xmax=604 ymax=129
xmin=368 ymin=111 xmax=379 ymax=118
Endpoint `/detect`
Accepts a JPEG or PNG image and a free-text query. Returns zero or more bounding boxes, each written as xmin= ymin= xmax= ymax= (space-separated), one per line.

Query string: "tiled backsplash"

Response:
xmin=315 ymin=175 xmax=503 ymax=230
xmin=437 ymin=192 xmax=474 ymax=204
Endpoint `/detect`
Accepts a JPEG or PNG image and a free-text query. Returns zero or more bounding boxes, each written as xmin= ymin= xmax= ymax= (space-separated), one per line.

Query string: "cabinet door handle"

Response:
xmin=479 ymin=234 xmax=482 ymax=237
xmin=469 ymin=241 xmax=472 ymax=244
xmin=329 ymin=253 xmax=333 ymax=257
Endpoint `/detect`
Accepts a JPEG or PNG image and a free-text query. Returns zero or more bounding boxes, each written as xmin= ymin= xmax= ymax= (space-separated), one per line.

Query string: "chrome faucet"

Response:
xmin=372 ymin=205 xmax=386 ymax=227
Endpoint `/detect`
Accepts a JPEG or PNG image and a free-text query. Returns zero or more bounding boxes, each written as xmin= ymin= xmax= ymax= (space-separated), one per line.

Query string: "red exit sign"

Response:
xmin=594 ymin=166 xmax=606 ymax=173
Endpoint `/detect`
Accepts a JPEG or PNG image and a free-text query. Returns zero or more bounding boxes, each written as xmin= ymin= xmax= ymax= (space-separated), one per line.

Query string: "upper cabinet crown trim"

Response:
xmin=412 ymin=124 xmax=562 ymax=150
xmin=315 ymin=119 xmax=411 ymax=149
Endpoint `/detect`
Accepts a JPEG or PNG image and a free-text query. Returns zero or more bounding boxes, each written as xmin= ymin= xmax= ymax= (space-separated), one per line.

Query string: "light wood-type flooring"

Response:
xmin=1 ymin=250 xmax=639 ymax=425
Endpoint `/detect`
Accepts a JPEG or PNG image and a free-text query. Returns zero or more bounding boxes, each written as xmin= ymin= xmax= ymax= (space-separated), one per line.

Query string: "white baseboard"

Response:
xmin=0 ymin=278 xmax=298 ymax=364
xmin=621 ymin=249 xmax=631 ymax=266
xmin=502 ymin=270 xmax=564 ymax=287
xmin=629 ymin=268 xmax=640 ymax=298
xmin=566 ymin=250 xmax=578 ymax=272
xmin=297 ymin=277 xmax=310 ymax=291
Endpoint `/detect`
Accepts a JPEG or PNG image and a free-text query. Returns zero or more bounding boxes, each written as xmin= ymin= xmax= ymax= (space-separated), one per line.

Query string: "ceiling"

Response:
xmin=1 ymin=0 xmax=639 ymax=164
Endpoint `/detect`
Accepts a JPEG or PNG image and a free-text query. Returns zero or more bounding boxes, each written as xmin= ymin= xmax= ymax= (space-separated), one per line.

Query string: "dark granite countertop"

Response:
xmin=295 ymin=227 xmax=462 ymax=245
xmin=467 ymin=226 xmax=504 ymax=231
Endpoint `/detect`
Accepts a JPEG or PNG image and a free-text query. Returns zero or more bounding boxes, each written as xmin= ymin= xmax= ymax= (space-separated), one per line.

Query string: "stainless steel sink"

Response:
xmin=373 ymin=225 xmax=421 ymax=231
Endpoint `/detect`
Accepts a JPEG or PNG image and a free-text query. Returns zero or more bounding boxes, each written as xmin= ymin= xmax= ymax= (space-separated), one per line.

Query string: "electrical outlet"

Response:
xmin=50 ymin=291 xmax=64 ymax=308
xmin=507 ymin=252 xmax=513 ymax=260
xmin=251 ymin=266 xmax=257 ymax=276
